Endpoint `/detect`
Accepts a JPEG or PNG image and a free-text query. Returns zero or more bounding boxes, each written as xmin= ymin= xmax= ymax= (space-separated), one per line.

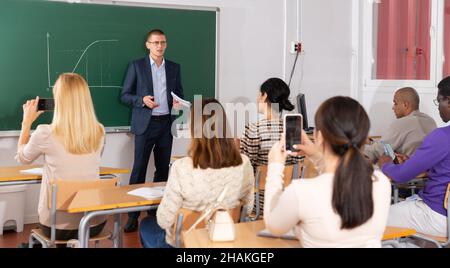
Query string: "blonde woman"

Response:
xmin=16 ymin=73 xmax=106 ymax=242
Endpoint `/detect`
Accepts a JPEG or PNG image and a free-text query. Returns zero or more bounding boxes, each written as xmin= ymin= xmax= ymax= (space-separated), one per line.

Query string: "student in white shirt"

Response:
xmin=264 ymin=96 xmax=391 ymax=247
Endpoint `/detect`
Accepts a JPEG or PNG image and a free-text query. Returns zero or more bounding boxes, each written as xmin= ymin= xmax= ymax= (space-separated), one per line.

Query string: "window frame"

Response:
xmin=362 ymin=0 xmax=444 ymax=89
xmin=443 ymin=0 xmax=450 ymax=77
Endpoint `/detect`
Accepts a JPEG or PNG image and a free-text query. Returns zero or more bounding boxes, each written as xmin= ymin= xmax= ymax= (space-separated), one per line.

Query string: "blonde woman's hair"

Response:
xmin=51 ymin=73 xmax=104 ymax=154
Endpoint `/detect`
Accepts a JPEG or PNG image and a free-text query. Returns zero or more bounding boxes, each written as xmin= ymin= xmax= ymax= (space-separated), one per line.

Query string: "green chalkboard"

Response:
xmin=0 ymin=0 xmax=216 ymax=131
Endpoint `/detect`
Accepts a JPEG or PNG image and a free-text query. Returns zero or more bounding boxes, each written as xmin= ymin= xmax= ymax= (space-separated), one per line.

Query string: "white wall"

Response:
xmin=285 ymin=0 xmax=354 ymax=128
xmin=0 ymin=0 xmax=288 ymax=224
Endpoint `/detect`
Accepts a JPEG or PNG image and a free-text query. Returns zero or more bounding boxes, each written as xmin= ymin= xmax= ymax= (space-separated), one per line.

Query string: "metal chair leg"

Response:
xmin=28 ymin=234 xmax=35 ymax=248
xmin=393 ymin=185 xmax=399 ymax=204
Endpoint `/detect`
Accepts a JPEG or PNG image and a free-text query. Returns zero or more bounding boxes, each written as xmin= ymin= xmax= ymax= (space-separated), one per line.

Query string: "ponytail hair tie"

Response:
xmin=343 ymin=142 xmax=358 ymax=151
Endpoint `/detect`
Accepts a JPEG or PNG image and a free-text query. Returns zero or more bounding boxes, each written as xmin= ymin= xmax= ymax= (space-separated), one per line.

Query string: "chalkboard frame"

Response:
xmin=0 ymin=0 xmax=220 ymax=136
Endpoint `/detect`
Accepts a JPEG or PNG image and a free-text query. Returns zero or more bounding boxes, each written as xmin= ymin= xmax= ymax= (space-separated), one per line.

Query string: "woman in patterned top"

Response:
xmin=240 ymin=78 xmax=302 ymax=217
xmin=240 ymin=77 xmax=301 ymax=170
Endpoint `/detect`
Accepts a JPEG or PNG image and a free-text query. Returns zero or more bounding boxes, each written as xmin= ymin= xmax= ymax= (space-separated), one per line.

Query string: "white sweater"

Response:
xmin=157 ymin=154 xmax=255 ymax=246
xmin=264 ymin=163 xmax=391 ymax=248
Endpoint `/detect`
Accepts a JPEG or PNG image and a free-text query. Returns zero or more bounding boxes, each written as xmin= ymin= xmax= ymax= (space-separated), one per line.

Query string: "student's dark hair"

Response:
xmin=396 ymin=87 xmax=420 ymax=110
xmin=189 ymin=98 xmax=243 ymax=169
xmin=260 ymin=78 xmax=295 ymax=112
xmin=438 ymin=76 xmax=450 ymax=97
xmin=146 ymin=29 xmax=165 ymax=40
xmin=315 ymin=96 xmax=374 ymax=230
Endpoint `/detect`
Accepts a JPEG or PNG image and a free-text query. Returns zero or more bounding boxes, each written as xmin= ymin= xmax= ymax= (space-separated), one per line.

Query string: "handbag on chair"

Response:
xmin=185 ymin=186 xmax=236 ymax=242
xmin=206 ymin=208 xmax=235 ymax=241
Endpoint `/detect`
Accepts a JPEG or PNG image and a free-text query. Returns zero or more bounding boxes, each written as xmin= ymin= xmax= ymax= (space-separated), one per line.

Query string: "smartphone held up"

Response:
xmin=37 ymin=98 xmax=55 ymax=111
xmin=284 ymin=114 xmax=303 ymax=153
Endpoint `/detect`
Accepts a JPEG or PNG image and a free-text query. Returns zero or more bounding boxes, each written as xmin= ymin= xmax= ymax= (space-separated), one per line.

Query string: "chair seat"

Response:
xmin=416 ymin=233 xmax=448 ymax=243
xmin=31 ymin=228 xmax=111 ymax=244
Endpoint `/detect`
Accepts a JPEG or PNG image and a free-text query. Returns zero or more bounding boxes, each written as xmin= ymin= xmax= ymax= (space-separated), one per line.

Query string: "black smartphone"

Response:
xmin=37 ymin=98 xmax=55 ymax=111
xmin=284 ymin=114 xmax=303 ymax=153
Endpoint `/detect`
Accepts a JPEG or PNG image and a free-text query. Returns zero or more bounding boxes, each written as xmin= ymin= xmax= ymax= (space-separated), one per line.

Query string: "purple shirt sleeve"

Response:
xmin=381 ymin=129 xmax=449 ymax=183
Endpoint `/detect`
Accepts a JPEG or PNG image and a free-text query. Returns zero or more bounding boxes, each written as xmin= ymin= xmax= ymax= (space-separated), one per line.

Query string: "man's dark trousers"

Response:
xmin=128 ymin=114 xmax=172 ymax=219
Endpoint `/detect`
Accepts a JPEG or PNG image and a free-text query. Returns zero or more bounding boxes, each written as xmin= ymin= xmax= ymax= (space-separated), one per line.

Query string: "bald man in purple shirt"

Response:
xmin=379 ymin=76 xmax=450 ymax=238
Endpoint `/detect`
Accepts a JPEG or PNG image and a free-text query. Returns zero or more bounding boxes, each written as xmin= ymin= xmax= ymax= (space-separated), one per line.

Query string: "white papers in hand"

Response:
xmin=171 ymin=92 xmax=191 ymax=107
xmin=127 ymin=186 xmax=165 ymax=200
xmin=257 ymin=228 xmax=298 ymax=240
xmin=19 ymin=168 xmax=43 ymax=175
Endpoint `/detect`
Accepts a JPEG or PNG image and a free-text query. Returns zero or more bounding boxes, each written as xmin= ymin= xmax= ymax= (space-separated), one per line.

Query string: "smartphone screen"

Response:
xmin=284 ymin=114 xmax=303 ymax=153
xmin=384 ymin=143 xmax=399 ymax=164
xmin=37 ymin=98 xmax=55 ymax=111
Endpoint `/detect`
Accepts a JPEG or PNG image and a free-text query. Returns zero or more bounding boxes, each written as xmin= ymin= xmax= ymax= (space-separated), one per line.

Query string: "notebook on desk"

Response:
xmin=127 ymin=186 xmax=165 ymax=200
xmin=257 ymin=228 xmax=298 ymax=240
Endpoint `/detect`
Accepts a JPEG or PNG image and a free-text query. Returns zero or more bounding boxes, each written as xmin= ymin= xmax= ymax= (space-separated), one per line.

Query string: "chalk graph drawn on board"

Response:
xmin=46 ymin=32 xmax=121 ymax=90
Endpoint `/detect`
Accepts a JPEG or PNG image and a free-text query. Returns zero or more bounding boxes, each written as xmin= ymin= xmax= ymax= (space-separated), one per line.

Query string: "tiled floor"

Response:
xmin=0 ymin=214 xmax=145 ymax=248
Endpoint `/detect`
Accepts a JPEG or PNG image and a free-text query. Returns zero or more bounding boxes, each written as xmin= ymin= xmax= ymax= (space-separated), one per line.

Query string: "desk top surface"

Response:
xmin=0 ymin=165 xmax=130 ymax=182
xmin=183 ymin=220 xmax=299 ymax=248
xmin=382 ymin=226 xmax=416 ymax=240
xmin=67 ymin=182 xmax=164 ymax=213
xmin=183 ymin=220 xmax=416 ymax=248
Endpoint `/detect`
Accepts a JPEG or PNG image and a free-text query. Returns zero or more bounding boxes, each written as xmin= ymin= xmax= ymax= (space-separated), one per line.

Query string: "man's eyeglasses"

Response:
xmin=433 ymin=96 xmax=449 ymax=106
xmin=147 ymin=41 xmax=167 ymax=46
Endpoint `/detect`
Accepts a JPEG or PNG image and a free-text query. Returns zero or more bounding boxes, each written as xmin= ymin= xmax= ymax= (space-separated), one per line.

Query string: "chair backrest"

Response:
xmin=446 ymin=184 xmax=450 ymax=244
xmin=48 ymin=178 xmax=118 ymax=211
xmin=173 ymin=201 xmax=243 ymax=247
xmin=417 ymin=172 xmax=428 ymax=179
xmin=445 ymin=183 xmax=450 ymax=210
xmin=255 ymin=165 xmax=294 ymax=191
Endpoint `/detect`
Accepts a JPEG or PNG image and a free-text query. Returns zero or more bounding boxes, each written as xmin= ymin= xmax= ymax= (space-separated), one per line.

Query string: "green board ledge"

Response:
xmin=0 ymin=126 xmax=131 ymax=138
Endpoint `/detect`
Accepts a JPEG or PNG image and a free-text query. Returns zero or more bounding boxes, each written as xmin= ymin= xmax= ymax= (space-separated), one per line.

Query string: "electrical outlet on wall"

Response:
xmin=290 ymin=41 xmax=302 ymax=54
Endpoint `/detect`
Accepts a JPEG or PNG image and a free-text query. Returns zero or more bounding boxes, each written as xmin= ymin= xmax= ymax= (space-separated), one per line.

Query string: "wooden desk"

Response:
xmin=392 ymin=176 xmax=428 ymax=204
xmin=68 ymin=182 xmax=163 ymax=213
xmin=170 ymin=156 xmax=186 ymax=167
xmin=183 ymin=220 xmax=416 ymax=248
xmin=183 ymin=220 xmax=298 ymax=248
xmin=68 ymin=182 xmax=164 ymax=248
xmin=382 ymin=226 xmax=416 ymax=240
xmin=0 ymin=165 xmax=130 ymax=185
xmin=171 ymin=156 xmax=185 ymax=162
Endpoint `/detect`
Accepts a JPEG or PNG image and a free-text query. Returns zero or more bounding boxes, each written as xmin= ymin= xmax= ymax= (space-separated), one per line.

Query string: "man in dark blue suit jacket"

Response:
xmin=121 ymin=29 xmax=183 ymax=232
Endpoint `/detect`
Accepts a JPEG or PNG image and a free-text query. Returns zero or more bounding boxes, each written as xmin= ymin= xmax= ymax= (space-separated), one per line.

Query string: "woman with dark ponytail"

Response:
xmin=264 ymin=96 xmax=391 ymax=247
xmin=239 ymin=78 xmax=302 ymax=218
xmin=240 ymin=78 xmax=300 ymax=170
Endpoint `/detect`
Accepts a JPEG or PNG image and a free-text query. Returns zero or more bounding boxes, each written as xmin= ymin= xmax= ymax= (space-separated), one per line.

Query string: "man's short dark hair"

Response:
xmin=438 ymin=76 xmax=450 ymax=97
xmin=396 ymin=87 xmax=420 ymax=110
xmin=146 ymin=29 xmax=165 ymax=41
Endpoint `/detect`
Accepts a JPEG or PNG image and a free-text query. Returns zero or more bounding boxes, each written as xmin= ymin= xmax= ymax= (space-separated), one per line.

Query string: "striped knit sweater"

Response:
xmin=240 ymin=118 xmax=302 ymax=171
